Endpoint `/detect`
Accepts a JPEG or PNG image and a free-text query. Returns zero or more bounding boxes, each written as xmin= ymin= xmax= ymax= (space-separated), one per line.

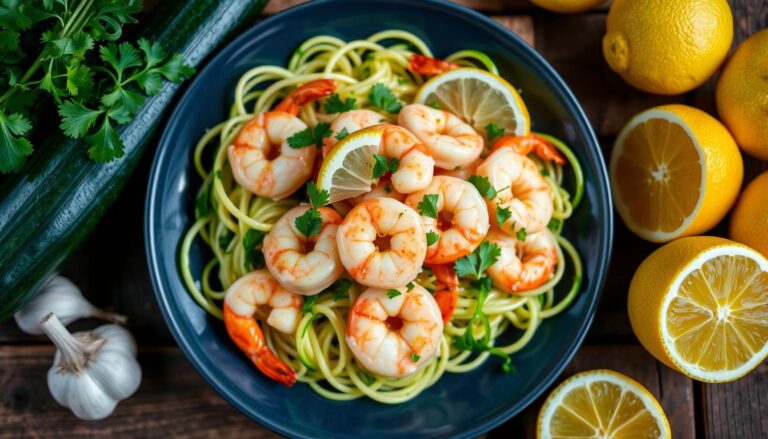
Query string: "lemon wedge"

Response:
xmin=317 ymin=126 xmax=384 ymax=203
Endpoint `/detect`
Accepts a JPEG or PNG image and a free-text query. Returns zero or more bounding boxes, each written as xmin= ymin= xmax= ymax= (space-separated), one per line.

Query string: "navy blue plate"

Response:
xmin=145 ymin=0 xmax=613 ymax=437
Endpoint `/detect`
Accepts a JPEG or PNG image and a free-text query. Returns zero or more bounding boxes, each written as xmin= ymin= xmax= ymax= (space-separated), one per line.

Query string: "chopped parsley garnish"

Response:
xmin=428 ymin=101 xmax=441 ymax=109
xmin=406 ymin=282 xmax=415 ymax=291
xmin=411 ymin=353 xmax=420 ymax=362
xmin=417 ymin=193 xmax=439 ymax=219
xmin=468 ymin=175 xmax=497 ymax=200
xmin=287 ymin=122 xmax=332 ymax=148
xmin=547 ymin=218 xmax=562 ymax=233
xmin=302 ymin=294 xmax=319 ymax=314
xmin=324 ymin=278 xmax=353 ymax=300
xmin=485 ymin=122 xmax=505 ymax=144
xmin=426 ymin=230 xmax=440 ymax=246
xmin=218 ymin=229 xmax=235 ymax=251
xmin=242 ymin=229 xmax=266 ymax=270
xmin=369 ymin=83 xmax=402 ymax=114
xmin=495 ymin=205 xmax=512 ymax=225
xmin=293 ymin=182 xmax=330 ymax=238
xmin=335 ymin=127 xmax=349 ymax=141
xmin=387 ymin=289 xmax=401 ymax=299
xmin=516 ymin=227 xmax=528 ymax=241
xmin=323 ymin=93 xmax=357 ymax=113
xmin=371 ymin=154 xmax=399 ymax=179
xmin=453 ymin=241 xmax=501 ymax=280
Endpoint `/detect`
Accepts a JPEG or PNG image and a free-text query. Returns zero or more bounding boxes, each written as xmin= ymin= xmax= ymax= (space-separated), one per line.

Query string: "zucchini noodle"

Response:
xmin=179 ymin=30 xmax=585 ymax=404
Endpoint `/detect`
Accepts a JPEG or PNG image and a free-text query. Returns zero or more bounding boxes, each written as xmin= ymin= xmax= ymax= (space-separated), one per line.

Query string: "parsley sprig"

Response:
xmin=294 ymin=182 xmax=330 ymax=238
xmin=426 ymin=230 xmax=440 ymax=246
xmin=485 ymin=122 xmax=505 ymax=144
xmin=417 ymin=193 xmax=439 ymax=219
xmin=323 ymin=93 xmax=357 ymax=113
xmin=0 ymin=1 xmax=194 ymax=172
xmin=287 ymin=122 xmax=332 ymax=149
xmin=368 ymin=83 xmax=402 ymax=114
xmin=371 ymin=154 xmax=399 ymax=179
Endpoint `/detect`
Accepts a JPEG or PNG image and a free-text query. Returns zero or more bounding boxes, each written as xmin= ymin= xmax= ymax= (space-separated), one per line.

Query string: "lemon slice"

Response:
xmin=317 ymin=126 xmax=383 ymax=203
xmin=415 ymin=68 xmax=530 ymax=137
xmin=537 ymin=369 xmax=671 ymax=439
xmin=629 ymin=236 xmax=768 ymax=383
xmin=610 ymin=104 xmax=742 ymax=243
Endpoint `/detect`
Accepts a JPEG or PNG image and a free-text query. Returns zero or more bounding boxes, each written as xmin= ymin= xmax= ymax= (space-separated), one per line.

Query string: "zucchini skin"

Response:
xmin=0 ymin=0 xmax=267 ymax=321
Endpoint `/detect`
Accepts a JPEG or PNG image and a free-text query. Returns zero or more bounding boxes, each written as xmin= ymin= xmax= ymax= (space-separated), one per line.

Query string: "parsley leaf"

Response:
xmin=411 ymin=353 xmax=420 ymax=362
xmin=387 ymin=289 xmax=401 ymax=299
xmin=428 ymin=101 xmax=441 ymax=109
xmin=324 ymin=279 xmax=353 ymax=300
xmin=86 ymin=117 xmax=123 ymax=163
xmin=369 ymin=83 xmax=402 ymax=113
xmin=335 ymin=127 xmax=349 ymax=141
xmin=516 ymin=227 xmax=528 ymax=241
xmin=323 ymin=93 xmax=357 ymax=113
xmin=242 ymin=229 xmax=266 ymax=270
xmin=406 ymin=282 xmax=415 ymax=291
xmin=468 ymin=175 xmax=497 ymax=200
xmin=417 ymin=194 xmax=439 ymax=219
xmin=58 ymin=100 xmax=103 ymax=138
xmin=218 ymin=229 xmax=235 ymax=251
xmin=0 ymin=111 xmax=33 ymax=173
xmin=288 ymin=122 xmax=332 ymax=149
xmin=485 ymin=123 xmax=505 ymax=144
xmin=495 ymin=205 xmax=512 ymax=225
xmin=547 ymin=218 xmax=562 ymax=233
xmin=453 ymin=241 xmax=501 ymax=279
xmin=426 ymin=230 xmax=440 ymax=246
xmin=371 ymin=154 xmax=399 ymax=179
xmin=307 ymin=181 xmax=330 ymax=207
xmin=302 ymin=294 xmax=319 ymax=314
xmin=294 ymin=208 xmax=322 ymax=238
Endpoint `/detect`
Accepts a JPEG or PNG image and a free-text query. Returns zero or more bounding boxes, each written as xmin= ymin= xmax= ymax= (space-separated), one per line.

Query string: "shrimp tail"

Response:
xmin=428 ymin=264 xmax=459 ymax=324
xmin=408 ymin=54 xmax=460 ymax=75
xmin=274 ymin=79 xmax=337 ymax=115
xmin=493 ymin=135 xmax=566 ymax=165
xmin=223 ymin=304 xmax=297 ymax=387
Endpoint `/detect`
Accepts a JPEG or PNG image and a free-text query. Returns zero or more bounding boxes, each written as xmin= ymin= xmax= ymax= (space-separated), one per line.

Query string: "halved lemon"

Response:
xmin=610 ymin=104 xmax=742 ymax=243
xmin=317 ymin=126 xmax=383 ymax=203
xmin=537 ymin=369 xmax=671 ymax=438
xmin=629 ymin=236 xmax=768 ymax=383
xmin=414 ymin=68 xmax=530 ymax=138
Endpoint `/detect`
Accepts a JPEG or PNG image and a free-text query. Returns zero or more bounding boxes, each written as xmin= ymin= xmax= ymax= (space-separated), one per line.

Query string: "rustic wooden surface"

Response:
xmin=1 ymin=0 xmax=766 ymax=437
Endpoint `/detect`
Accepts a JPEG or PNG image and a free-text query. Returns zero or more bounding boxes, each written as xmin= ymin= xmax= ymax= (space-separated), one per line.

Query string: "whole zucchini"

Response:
xmin=0 ymin=0 xmax=267 ymax=320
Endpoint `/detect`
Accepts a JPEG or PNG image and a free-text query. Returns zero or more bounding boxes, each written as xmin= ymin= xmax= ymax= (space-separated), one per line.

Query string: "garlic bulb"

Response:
xmin=14 ymin=275 xmax=127 ymax=335
xmin=40 ymin=313 xmax=142 ymax=420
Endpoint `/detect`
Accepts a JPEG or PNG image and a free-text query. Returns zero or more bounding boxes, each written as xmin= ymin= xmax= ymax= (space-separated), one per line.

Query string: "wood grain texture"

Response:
xmin=702 ymin=362 xmax=768 ymax=439
xmin=263 ymin=0 xmax=610 ymax=15
xmin=0 ymin=346 xmax=277 ymax=439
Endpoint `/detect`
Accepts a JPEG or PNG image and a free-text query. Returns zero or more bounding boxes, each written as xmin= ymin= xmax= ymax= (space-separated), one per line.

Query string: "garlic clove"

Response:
xmin=15 ymin=276 xmax=127 ymax=335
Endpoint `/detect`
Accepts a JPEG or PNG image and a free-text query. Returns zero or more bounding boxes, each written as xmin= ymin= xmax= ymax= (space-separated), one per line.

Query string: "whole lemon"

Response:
xmin=716 ymin=29 xmax=768 ymax=160
xmin=603 ymin=0 xmax=733 ymax=95
xmin=529 ymin=0 xmax=606 ymax=13
xmin=730 ymin=172 xmax=768 ymax=258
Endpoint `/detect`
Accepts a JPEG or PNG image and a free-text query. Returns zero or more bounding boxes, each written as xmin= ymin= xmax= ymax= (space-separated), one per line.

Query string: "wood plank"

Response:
xmin=702 ymin=362 xmax=768 ymax=439
xmin=492 ymin=15 xmax=535 ymax=46
xmin=0 ymin=346 xmax=278 ymax=438
xmin=263 ymin=0 xmax=611 ymax=15
xmin=489 ymin=345 xmax=695 ymax=438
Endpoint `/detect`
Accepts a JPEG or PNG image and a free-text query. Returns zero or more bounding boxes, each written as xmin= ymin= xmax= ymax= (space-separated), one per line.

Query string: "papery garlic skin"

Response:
xmin=15 ymin=276 xmax=127 ymax=335
xmin=42 ymin=314 xmax=141 ymax=420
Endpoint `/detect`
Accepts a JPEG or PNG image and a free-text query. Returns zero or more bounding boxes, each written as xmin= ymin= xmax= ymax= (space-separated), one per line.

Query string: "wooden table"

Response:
xmin=2 ymin=1 xmax=766 ymax=437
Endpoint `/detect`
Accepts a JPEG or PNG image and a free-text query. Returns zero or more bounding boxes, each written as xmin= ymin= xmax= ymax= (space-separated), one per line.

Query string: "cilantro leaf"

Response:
xmin=516 ymin=227 xmax=528 ymax=241
xmin=243 ymin=229 xmax=266 ymax=270
xmin=485 ymin=123 xmax=504 ymax=144
xmin=495 ymin=205 xmax=512 ymax=225
xmin=243 ymin=229 xmax=265 ymax=248
xmin=325 ymin=279 xmax=353 ymax=300
xmin=307 ymin=181 xmax=329 ymax=207
xmin=371 ymin=154 xmax=399 ymax=179
xmin=288 ymin=122 xmax=332 ymax=149
xmin=323 ymin=93 xmax=357 ymax=113
xmin=302 ymin=294 xmax=319 ymax=314
xmin=417 ymin=194 xmax=439 ymax=219
xmin=468 ymin=175 xmax=497 ymax=199
xmin=294 ymin=208 xmax=322 ymax=238
xmin=387 ymin=289 xmax=401 ymax=299
xmin=58 ymin=100 xmax=103 ymax=138
xmin=85 ymin=117 xmax=123 ymax=163
xmin=0 ymin=111 xmax=32 ymax=173
xmin=426 ymin=230 xmax=440 ymax=246
xmin=335 ymin=127 xmax=348 ymax=141
xmin=64 ymin=63 xmax=94 ymax=97
xmin=453 ymin=241 xmax=501 ymax=279
xmin=369 ymin=83 xmax=402 ymax=113
xmin=312 ymin=122 xmax=332 ymax=148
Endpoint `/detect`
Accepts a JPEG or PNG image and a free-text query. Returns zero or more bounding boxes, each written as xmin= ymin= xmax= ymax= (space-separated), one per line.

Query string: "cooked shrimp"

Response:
xmin=404 ymin=176 xmax=489 ymax=264
xmin=492 ymin=134 xmax=566 ymax=165
xmin=435 ymin=158 xmax=482 ymax=181
xmin=475 ymin=146 xmax=553 ymax=235
xmin=346 ymin=284 xmax=443 ymax=377
xmin=398 ymin=103 xmax=483 ymax=170
xmin=408 ymin=54 xmax=460 ymax=75
xmin=263 ymin=205 xmax=344 ymax=295
xmin=485 ymin=228 xmax=558 ymax=293
xmin=322 ymin=109 xmax=384 ymax=156
xmin=228 ymin=80 xmax=335 ymax=200
xmin=379 ymin=124 xmax=435 ymax=194
xmin=223 ymin=270 xmax=303 ymax=387
xmin=336 ymin=198 xmax=427 ymax=289
xmin=427 ymin=263 xmax=459 ymax=324
xmin=332 ymin=177 xmax=405 ymax=217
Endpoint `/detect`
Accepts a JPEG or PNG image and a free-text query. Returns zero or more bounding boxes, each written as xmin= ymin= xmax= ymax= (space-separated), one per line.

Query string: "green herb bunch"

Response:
xmin=0 ymin=0 xmax=194 ymax=173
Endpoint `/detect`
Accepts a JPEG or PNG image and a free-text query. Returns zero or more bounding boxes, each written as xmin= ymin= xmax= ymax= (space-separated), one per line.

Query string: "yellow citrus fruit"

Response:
xmin=529 ymin=0 xmax=606 ymax=13
xmin=716 ymin=29 xmax=768 ymax=160
xmin=317 ymin=126 xmax=383 ymax=203
xmin=730 ymin=172 xmax=768 ymax=259
xmin=610 ymin=104 xmax=743 ymax=243
xmin=537 ymin=369 xmax=671 ymax=438
xmin=628 ymin=236 xmax=768 ymax=382
xmin=415 ymin=68 xmax=530 ymax=138
xmin=603 ymin=0 xmax=733 ymax=95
